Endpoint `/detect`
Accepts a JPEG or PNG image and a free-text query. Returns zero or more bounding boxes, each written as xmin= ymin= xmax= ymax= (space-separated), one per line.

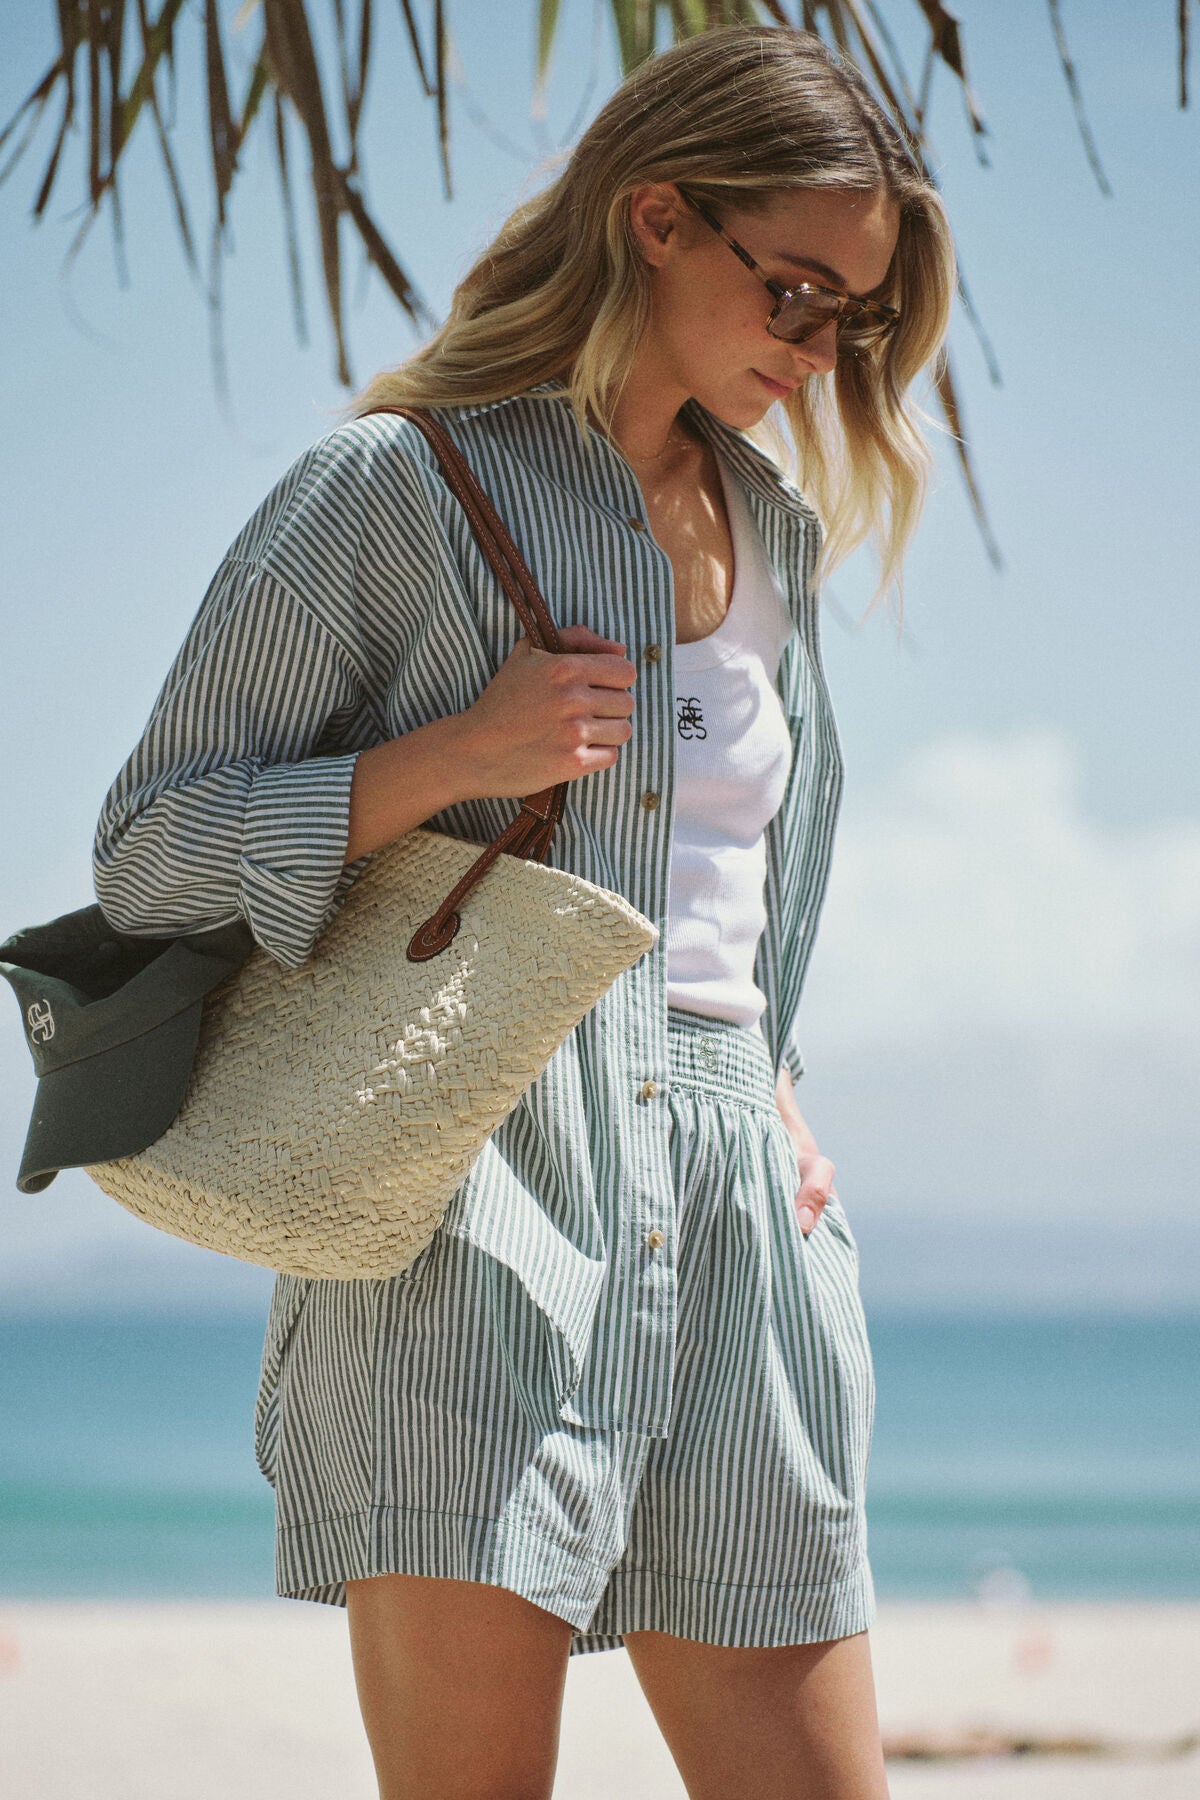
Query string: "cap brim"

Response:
xmin=16 ymin=1000 xmax=205 ymax=1194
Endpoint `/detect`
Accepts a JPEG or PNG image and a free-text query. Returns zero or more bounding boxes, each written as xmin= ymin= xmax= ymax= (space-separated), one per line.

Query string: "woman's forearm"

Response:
xmin=775 ymin=1067 xmax=819 ymax=1156
xmin=345 ymin=713 xmax=480 ymax=864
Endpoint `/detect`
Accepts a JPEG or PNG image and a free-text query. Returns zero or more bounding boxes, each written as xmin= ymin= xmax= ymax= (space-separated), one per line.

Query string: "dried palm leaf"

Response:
xmin=1047 ymin=0 xmax=1112 ymax=195
xmin=273 ymin=89 xmax=308 ymax=343
xmin=204 ymin=0 xmax=239 ymax=229
xmin=263 ymin=0 xmax=351 ymax=382
xmin=134 ymin=0 xmax=196 ymax=268
xmin=535 ymin=0 xmax=562 ymax=95
xmin=434 ymin=0 xmax=451 ymax=197
xmin=1181 ymin=0 xmax=1190 ymax=108
xmin=0 ymin=0 xmax=1190 ymax=550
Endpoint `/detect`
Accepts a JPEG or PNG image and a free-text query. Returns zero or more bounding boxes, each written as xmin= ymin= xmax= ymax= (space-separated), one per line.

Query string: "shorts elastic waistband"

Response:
xmin=665 ymin=1008 xmax=777 ymax=1110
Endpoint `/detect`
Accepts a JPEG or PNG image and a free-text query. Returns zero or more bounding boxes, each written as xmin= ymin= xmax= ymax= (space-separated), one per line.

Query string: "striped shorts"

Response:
xmin=253 ymin=1009 xmax=877 ymax=1654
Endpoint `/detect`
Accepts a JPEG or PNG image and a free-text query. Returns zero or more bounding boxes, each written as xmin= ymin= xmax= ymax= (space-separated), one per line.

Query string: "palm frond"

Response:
xmin=204 ymin=0 xmax=239 ymax=230
xmin=134 ymin=0 xmax=197 ymax=269
xmin=433 ymin=0 xmax=452 ymax=197
xmin=535 ymin=0 xmax=562 ymax=93
xmin=1 ymin=0 xmax=437 ymax=388
xmin=1046 ymin=0 xmax=1112 ymax=194
xmin=1181 ymin=0 xmax=1190 ymax=108
xmin=263 ymin=0 xmax=352 ymax=382
xmin=0 ymin=0 xmax=1192 ymax=557
xmin=935 ymin=356 xmax=1001 ymax=568
xmin=273 ymin=89 xmax=308 ymax=343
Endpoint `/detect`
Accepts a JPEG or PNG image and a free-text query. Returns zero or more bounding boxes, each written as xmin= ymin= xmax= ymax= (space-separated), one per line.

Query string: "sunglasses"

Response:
xmin=683 ymin=194 xmax=900 ymax=351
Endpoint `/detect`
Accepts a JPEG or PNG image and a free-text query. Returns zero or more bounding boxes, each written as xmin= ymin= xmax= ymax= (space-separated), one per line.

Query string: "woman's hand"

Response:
xmin=343 ymin=626 xmax=635 ymax=865
xmin=774 ymin=1069 xmax=837 ymax=1237
xmin=454 ymin=625 xmax=637 ymax=800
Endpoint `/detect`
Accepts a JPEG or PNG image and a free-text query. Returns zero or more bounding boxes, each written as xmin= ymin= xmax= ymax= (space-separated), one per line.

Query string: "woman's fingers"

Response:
xmin=466 ymin=630 xmax=636 ymax=789
xmin=526 ymin=633 xmax=638 ymax=706
xmin=795 ymin=1154 xmax=837 ymax=1236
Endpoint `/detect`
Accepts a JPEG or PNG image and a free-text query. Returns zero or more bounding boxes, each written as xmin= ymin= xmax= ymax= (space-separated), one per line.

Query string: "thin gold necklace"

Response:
xmin=622 ymin=424 xmax=697 ymax=472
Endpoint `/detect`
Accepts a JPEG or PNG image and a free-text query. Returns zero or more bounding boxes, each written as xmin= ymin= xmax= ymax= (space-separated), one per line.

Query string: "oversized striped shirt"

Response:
xmin=92 ymin=380 xmax=845 ymax=1437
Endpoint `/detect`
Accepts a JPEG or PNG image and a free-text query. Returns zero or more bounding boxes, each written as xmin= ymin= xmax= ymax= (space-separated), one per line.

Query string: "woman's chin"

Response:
xmin=688 ymin=377 xmax=777 ymax=430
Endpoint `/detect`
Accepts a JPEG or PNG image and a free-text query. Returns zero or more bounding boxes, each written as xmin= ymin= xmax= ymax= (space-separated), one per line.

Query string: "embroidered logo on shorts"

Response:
xmin=697 ymin=1037 xmax=720 ymax=1071
xmin=676 ymin=696 xmax=706 ymax=740
xmin=27 ymin=999 xmax=56 ymax=1044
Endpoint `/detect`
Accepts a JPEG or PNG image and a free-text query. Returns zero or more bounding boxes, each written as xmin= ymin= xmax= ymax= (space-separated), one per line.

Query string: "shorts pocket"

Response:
xmin=254 ymin=1273 xmax=315 ymax=1487
xmin=819 ymin=1192 xmax=861 ymax=1266
xmin=765 ymin=1110 xmax=860 ymax=1267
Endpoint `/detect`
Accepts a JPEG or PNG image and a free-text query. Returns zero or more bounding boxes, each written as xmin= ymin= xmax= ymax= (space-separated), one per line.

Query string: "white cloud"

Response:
xmin=805 ymin=727 xmax=1200 ymax=1051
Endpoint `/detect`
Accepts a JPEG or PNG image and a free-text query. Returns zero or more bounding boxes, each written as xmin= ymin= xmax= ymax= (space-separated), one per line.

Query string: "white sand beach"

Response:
xmin=0 ymin=1598 xmax=1196 ymax=1798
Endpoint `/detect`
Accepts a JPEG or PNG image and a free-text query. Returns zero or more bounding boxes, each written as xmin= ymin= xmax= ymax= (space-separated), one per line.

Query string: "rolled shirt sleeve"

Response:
xmin=93 ymin=560 xmax=374 ymax=968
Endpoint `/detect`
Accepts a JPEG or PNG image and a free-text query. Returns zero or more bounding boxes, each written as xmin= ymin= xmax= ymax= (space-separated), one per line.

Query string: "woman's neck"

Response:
xmin=605 ymin=349 xmax=698 ymax=470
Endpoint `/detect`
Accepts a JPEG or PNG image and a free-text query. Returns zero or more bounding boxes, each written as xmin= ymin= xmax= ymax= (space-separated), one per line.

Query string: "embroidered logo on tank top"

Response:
xmin=676 ymin=696 xmax=706 ymax=740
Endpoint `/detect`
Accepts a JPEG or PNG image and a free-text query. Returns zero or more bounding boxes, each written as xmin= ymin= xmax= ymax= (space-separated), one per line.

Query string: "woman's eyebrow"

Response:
xmin=776 ymin=250 xmax=848 ymax=289
xmin=775 ymin=248 xmax=890 ymax=303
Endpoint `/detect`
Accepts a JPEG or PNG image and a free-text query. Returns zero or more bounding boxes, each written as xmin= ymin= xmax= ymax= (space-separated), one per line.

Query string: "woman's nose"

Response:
xmin=795 ymin=319 xmax=838 ymax=376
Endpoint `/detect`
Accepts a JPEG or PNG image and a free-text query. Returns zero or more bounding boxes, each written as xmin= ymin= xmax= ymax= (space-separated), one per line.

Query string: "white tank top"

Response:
xmin=665 ymin=455 xmax=796 ymax=1030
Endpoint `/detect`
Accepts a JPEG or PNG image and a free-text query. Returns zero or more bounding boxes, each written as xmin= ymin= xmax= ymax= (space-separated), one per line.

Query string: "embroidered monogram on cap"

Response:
xmin=26 ymin=1000 xmax=55 ymax=1044
xmin=676 ymin=696 xmax=706 ymax=740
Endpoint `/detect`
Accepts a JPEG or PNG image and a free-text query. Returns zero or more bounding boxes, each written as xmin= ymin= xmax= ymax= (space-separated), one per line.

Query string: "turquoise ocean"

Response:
xmin=1 ymin=1310 xmax=1197 ymax=1601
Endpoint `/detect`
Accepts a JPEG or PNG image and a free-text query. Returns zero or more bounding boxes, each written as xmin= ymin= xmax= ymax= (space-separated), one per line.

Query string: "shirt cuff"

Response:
xmin=238 ymin=752 xmax=363 ymax=967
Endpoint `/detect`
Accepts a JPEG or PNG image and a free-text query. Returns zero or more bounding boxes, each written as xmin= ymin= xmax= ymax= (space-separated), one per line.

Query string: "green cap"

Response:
xmin=0 ymin=906 xmax=254 ymax=1194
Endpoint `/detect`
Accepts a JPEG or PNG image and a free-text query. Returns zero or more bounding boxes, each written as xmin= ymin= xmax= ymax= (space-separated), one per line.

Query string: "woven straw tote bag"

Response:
xmin=85 ymin=407 xmax=658 ymax=1279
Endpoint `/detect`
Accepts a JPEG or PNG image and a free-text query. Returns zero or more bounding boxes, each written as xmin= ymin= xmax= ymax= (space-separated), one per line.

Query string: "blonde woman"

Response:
xmin=93 ymin=25 xmax=954 ymax=1799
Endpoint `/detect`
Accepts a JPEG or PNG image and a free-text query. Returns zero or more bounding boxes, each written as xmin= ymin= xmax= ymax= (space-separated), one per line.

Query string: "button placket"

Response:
xmin=614 ymin=472 xmax=676 ymax=1411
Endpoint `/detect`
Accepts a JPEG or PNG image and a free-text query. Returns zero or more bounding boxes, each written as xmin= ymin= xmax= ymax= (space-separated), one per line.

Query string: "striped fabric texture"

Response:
xmin=92 ymin=381 xmax=846 ymax=1443
xmin=260 ymin=1008 xmax=875 ymax=1651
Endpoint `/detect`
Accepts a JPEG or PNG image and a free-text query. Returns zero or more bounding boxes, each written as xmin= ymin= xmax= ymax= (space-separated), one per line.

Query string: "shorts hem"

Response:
xmin=569 ymin=1557 xmax=877 ymax=1656
xmin=274 ymin=1502 xmax=876 ymax=1659
xmin=274 ymin=1502 xmax=616 ymax=1628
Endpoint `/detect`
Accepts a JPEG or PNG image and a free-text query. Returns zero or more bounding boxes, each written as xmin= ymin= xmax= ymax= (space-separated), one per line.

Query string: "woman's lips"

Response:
xmin=754 ymin=370 xmax=798 ymax=398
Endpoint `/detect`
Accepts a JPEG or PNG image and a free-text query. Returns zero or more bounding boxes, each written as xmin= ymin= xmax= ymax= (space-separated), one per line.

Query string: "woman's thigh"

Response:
xmin=345 ymin=1573 xmax=575 ymax=1800
xmin=623 ymin=1627 xmax=890 ymax=1800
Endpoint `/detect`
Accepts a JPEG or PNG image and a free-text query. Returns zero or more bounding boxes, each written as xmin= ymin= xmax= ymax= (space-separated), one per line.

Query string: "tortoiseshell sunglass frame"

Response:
xmin=683 ymin=194 xmax=901 ymax=351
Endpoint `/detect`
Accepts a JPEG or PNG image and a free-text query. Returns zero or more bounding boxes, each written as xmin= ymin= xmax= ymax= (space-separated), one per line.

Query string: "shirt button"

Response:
xmin=627 ymin=516 xmax=647 ymax=531
xmin=641 ymin=1079 xmax=659 ymax=1100
xmin=644 ymin=643 xmax=662 ymax=663
xmin=645 ymin=1228 xmax=666 ymax=1250
xmin=641 ymin=791 xmax=660 ymax=810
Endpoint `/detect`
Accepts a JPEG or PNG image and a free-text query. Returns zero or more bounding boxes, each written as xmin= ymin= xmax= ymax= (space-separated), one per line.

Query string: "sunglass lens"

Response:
xmin=769 ymin=293 xmax=841 ymax=344
xmin=770 ymin=297 xmax=898 ymax=350
xmin=837 ymin=311 xmax=896 ymax=348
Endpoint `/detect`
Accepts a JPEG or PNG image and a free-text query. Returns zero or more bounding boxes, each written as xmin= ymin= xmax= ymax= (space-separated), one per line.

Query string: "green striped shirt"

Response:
xmin=93 ymin=381 xmax=844 ymax=1436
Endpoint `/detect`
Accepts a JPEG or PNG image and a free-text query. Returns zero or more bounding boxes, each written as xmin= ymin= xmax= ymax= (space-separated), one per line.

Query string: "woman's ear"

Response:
xmin=627 ymin=182 xmax=686 ymax=268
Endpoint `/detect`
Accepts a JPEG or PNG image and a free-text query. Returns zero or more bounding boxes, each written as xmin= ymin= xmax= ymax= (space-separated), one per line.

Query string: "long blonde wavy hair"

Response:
xmin=355 ymin=25 xmax=956 ymax=603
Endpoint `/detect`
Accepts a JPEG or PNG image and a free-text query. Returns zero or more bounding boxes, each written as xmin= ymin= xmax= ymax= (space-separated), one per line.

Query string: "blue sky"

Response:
xmin=1 ymin=2 xmax=1196 ymax=1314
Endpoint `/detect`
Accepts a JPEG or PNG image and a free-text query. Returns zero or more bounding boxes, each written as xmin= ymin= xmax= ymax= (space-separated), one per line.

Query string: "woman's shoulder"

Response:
xmin=224 ymin=410 xmax=451 ymax=579
xmin=294 ymin=407 xmax=451 ymax=503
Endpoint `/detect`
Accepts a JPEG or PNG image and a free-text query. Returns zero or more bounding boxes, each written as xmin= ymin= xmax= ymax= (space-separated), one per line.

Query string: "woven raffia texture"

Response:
xmin=87 ymin=830 xmax=658 ymax=1278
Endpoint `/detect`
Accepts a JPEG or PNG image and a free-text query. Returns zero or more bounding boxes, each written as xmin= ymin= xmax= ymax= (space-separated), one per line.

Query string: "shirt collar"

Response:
xmin=449 ymin=379 xmax=819 ymax=524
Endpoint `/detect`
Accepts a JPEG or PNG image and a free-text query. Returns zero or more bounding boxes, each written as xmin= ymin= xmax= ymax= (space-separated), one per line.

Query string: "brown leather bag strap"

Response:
xmin=363 ymin=404 xmax=570 ymax=961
